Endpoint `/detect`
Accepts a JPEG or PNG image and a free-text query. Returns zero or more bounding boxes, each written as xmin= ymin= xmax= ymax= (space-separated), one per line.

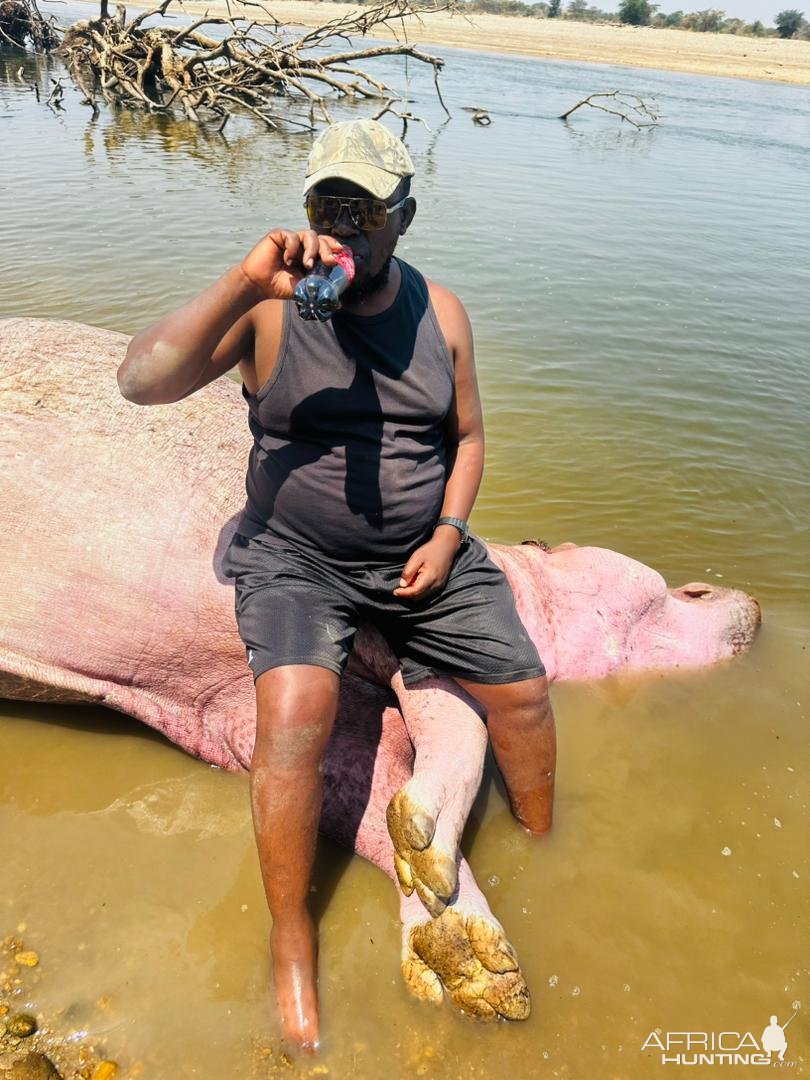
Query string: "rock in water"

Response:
xmin=2 ymin=1053 xmax=61 ymax=1079
xmin=4 ymin=1015 xmax=37 ymax=1038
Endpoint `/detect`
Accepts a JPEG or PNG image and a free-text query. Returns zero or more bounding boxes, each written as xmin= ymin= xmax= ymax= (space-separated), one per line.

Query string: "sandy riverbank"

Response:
xmin=144 ymin=1 xmax=810 ymax=85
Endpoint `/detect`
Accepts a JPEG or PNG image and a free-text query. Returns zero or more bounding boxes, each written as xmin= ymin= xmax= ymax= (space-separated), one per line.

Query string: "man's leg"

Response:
xmin=454 ymin=675 xmax=556 ymax=836
xmin=250 ymin=663 xmax=340 ymax=1051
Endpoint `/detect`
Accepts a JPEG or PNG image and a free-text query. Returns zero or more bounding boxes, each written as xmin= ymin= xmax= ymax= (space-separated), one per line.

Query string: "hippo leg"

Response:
xmin=321 ymin=673 xmax=529 ymax=1020
xmin=385 ymin=672 xmax=487 ymax=917
xmin=400 ymin=862 xmax=530 ymax=1020
xmin=347 ymin=629 xmax=490 ymax=916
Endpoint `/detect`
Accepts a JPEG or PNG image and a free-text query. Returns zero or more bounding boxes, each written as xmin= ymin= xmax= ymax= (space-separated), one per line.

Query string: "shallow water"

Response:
xmin=1 ymin=13 xmax=809 ymax=1077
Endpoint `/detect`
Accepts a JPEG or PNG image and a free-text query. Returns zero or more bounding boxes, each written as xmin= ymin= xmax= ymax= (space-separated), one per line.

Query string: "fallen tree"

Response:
xmin=0 ymin=0 xmax=58 ymax=48
xmin=3 ymin=0 xmax=453 ymax=132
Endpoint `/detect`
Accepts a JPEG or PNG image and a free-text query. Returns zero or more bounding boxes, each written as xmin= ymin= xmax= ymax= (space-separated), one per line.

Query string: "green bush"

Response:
xmin=775 ymin=8 xmax=805 ymax=36
xmin=619 ymin=0 xmax=654 ymax=24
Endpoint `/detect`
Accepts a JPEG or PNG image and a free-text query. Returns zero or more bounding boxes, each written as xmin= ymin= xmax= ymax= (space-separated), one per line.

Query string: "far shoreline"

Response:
xmin=67 ymin=0 xmax=810 ymax=85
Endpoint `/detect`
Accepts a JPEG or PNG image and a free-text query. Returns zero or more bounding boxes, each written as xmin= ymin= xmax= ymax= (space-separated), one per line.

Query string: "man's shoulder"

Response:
xmin=420 ymin=276 xmax=471 ymax=347
xmin=398 ymin=258 xmax=462 ymax=310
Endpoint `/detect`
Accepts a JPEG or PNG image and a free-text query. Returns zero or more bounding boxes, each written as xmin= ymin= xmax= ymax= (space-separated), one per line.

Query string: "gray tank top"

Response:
xmin=235 ymin=259 xmax=455 ymax=567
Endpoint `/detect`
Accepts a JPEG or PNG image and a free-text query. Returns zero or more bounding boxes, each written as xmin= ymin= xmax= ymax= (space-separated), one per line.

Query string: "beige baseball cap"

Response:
xmin=303 ymin=119 xmax=415 ymax=201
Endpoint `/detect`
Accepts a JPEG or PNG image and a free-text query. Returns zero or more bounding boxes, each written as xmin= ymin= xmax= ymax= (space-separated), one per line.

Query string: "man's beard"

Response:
xmin=344 ymin=256 xmax=392 ymax=305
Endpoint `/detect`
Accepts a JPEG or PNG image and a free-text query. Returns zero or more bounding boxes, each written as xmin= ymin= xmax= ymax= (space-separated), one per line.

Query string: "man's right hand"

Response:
xmin=240 ymin=229 xmax=345 ymax=300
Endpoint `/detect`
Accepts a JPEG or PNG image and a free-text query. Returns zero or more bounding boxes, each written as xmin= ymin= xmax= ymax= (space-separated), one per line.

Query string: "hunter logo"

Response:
xmin=642 ymin=1012 xmax=798 ymax=1067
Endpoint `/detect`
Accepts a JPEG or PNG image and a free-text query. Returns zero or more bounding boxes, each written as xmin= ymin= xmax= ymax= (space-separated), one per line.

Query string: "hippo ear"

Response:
xmin=520 ymin=539 xmax=551 ymax=551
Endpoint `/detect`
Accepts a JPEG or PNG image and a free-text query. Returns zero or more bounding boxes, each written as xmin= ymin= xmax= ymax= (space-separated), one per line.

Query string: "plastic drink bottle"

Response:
xmin=293 ymin=248 xmax=355 ymax=322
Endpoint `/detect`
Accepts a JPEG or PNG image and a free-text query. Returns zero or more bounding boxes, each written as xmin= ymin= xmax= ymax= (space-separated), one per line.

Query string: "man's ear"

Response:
xmin=399 ymin=197 xmax=416 ymax=236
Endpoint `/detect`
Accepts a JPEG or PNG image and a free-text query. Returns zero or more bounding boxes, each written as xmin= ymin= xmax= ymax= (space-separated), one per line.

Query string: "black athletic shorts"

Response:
xmin=221 ymin=531 xmax=545 ymax=689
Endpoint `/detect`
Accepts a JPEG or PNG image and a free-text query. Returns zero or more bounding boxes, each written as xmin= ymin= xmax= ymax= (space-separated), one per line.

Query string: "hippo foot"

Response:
xmin=399 ymin=885 xmax=530 ymax=1021
xmin=385 ymin=676 xmax=487 ymax=917
xmin=387 ymin=782 xmax=459 ymax=916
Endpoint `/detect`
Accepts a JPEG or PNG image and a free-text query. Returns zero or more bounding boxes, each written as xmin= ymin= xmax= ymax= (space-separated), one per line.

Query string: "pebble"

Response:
xmin=548 ymin=974 xmax=558 ymax=987
xmin=774 ymin=817 xmax=783 ymax=829
xmin=487 ymin=875 xmax=500 ymax=888
xmin=5 ymin=1014 xmax=37 ymax=1038
xmin=2 ymin=1051 xmax=60 ymax=1079
xmin=721 ymin=846 xmax=732 ymax=856
xmin=13 ymin=953 xmax=39 ymax=969
xmin=91 ymin=1063 xmax=118 ymax=1080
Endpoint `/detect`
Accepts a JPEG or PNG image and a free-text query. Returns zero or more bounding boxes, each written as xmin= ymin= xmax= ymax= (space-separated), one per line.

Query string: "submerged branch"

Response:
xmin=559 ymin=90 xmax=660 ymax=128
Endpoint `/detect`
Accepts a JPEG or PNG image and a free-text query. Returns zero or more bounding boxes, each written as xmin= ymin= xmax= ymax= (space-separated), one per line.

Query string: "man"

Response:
xmin=117 ymin=119 xmax=556 ymax=1051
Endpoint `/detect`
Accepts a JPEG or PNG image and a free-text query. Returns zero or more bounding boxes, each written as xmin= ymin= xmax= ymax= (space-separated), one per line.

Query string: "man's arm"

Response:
xmin=432 ymin=285 xmax=485 ymax=540
xmin=118 ymin=267 xmax=262 ymax=405
xmin=393 ymin=283 xmax=485 ymax=599
xmin=117 ymin=229 xmax=343 ymax=406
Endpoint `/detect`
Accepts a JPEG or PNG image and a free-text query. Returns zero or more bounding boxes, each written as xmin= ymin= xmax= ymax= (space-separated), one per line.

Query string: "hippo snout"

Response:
xmin=676 ymin=582 xmax=761 ymax=621
xmin=664 ymin=582 xmax=761 ymax=661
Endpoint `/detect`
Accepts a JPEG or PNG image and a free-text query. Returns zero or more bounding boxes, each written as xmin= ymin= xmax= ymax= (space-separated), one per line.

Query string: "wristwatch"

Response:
xmin=436 ymin=516 xmax=470 ymax=546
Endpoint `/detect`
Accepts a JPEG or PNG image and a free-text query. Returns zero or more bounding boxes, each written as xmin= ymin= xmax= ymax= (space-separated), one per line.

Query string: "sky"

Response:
xmin=689 ymin=1 xmax=791 ymax=22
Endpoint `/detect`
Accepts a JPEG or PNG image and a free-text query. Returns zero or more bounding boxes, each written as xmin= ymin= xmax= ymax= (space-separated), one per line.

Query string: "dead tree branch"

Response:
xmin=0 ymin=0 xmax=59 ymax=49
xmin=3 ymin=0 xmax=454 ymax=132
xmin=559 ymin=90 xmax=660 ymax=128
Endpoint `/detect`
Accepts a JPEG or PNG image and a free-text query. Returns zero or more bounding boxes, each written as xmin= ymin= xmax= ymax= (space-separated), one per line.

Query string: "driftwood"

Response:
xmin=462 ymin=104 xmax=490 ymax=125
xmin=559 ymin=90 xmax=660 ymax=128
xmin=0 ymin=0 xmax=58 ymax=49
xmin=3 ymin=0 xmax=454 ymax=132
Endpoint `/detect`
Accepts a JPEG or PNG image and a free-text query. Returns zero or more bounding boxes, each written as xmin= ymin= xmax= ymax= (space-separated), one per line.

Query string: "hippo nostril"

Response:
xmin=682 ymin=584 xmax=713 ymax=599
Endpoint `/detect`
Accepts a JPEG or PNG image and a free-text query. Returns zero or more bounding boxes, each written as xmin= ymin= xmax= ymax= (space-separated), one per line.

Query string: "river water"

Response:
xmin=1 ymin=11 xmax=809 ymax=1077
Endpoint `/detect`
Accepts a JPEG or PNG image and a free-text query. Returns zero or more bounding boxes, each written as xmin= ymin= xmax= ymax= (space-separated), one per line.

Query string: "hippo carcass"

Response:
xmin=0 ymin=318 xmax=760 ymax=1017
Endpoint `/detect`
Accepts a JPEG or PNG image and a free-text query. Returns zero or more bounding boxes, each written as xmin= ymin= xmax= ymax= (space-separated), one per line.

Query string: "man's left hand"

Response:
xmin=393 ymin=534 xmax=460 ymax=600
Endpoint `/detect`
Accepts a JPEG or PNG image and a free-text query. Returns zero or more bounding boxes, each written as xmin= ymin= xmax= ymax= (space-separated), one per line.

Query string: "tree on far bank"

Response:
xmin=548 ymin=0 xmax=562 ymax=15
xmin=775 ymin=8 xmax=805 ymax=36
xmin=619 ymin=0 xmax=655 ymax=23
xmin=681 ymin=8 xmax=725 ymax=30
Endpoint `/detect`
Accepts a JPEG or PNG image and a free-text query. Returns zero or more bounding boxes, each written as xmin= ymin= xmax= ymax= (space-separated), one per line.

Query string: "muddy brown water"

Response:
xmin=1 ymin=12 xmax=809 ymax=1077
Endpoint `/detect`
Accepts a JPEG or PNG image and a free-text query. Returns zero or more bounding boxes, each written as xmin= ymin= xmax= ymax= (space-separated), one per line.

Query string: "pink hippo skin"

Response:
xmin=0 ymin=319 xmax=761 ymax=1019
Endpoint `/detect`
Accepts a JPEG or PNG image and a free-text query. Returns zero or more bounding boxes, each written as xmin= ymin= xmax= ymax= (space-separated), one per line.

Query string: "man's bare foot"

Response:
xmin=270 ymin=912 xmax=320 ymax=1052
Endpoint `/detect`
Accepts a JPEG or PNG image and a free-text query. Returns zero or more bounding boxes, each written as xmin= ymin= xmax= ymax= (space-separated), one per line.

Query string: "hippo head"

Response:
xmin=489 ymin=541 xmax=761 ymax=684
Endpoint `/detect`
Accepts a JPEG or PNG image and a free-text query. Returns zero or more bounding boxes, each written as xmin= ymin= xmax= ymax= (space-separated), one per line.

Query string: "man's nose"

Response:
xmin=331 ymin=205 xmax=359 ymax=238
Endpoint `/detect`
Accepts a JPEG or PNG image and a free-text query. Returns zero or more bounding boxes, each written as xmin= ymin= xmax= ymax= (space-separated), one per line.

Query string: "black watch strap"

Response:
xmin=436 ymin=516 xmax=470 ymax=545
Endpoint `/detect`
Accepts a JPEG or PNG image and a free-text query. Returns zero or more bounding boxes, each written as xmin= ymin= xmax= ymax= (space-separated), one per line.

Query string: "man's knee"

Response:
xmin=254 ymin=664 xmax=340 ymax=764
xmin=458 ymin=674 xmax=553 ymax=722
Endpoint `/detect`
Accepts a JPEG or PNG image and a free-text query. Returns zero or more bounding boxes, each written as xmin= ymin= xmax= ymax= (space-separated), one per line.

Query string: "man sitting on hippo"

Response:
xmin=116 ymin=119 xmax=557 ymax=1051
xmin=0 ymin=316 xmax=761 ymax=1046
